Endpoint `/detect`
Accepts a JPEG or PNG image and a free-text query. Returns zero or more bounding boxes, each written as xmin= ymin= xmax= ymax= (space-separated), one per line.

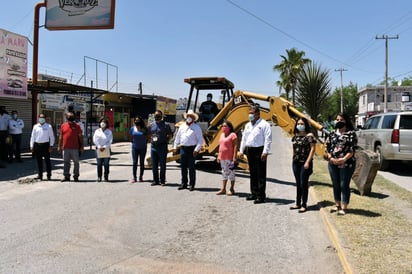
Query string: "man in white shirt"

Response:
xmin=173 ymin=110 xmax=204 ymax=191
xmin=239 ymin=104 xmax=272 ymax=204
xmin=30 ymin=113 xmax=55 ymax=180
xmin=8 ymin=110 xmax=24 ymax=163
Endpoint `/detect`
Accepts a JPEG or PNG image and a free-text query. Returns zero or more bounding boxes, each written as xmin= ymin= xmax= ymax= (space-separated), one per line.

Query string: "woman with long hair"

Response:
xmin=290 ymin=117 xmax=316 ymax=213
xmin=325 ymin=113 xmax=357 ymax=215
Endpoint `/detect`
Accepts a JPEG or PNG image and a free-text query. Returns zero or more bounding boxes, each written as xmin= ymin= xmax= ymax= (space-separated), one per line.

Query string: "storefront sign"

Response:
xmin=45 ymin=0 xmax=116 ymax=30
xmin=0 ymin=29 xmax=28 ymax=99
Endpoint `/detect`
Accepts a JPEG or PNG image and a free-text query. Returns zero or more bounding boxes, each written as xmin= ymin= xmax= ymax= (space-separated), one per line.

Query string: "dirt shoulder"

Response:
xmin=310 ymin=156 xmax=412 ymax=274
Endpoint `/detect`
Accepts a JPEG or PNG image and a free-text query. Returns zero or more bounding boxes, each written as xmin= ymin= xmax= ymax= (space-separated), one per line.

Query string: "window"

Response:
xmin=381 ymin=115 xmax=396 ymax=129
xmin=399 ymin=115 xmax=412 ymax=129
xmin=365 ymin=116 xmax=380 ymax=129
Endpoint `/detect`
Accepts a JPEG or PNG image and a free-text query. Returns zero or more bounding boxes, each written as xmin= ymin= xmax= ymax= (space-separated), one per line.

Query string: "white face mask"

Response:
xmin=186 ymin=117 xmax=193 ymax=123
xmin=296 ymin=125 xmax=305 ymax=132
xmin=248 ymin=114 xmax=255 ymax=121
xmin=38 ymin=118 xmax=46 ymax=124
xmin=100 ymin=122 xmax=106 ymax=128
xmin=12 ymin=114 xmax=17 ymax=119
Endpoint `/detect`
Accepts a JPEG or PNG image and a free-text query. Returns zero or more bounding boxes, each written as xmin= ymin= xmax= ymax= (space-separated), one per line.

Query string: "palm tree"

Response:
xmin=273 ymin=48 xmax=311 ymax=104
xmin=295 ymin=62 xmax=331 ymax=121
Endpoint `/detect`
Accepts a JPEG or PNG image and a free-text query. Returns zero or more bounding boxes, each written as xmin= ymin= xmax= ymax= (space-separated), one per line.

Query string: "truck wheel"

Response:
xmin=375 ymin=145 xmax=390 ymax=170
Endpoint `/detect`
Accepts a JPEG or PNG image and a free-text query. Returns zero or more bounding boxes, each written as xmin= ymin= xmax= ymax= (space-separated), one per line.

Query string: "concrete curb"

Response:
xmin=309 ymin=187 xmax=353 ymax=274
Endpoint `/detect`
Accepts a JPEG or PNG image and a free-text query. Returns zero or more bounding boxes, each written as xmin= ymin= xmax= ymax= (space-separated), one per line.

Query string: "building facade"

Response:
xmin=357 ymin=86 xmax=412 ymax=127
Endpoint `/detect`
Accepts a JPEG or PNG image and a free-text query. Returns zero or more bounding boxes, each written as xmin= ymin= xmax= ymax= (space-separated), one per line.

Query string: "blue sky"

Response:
xmin=2 ymin=0 xmax=412 ymax=100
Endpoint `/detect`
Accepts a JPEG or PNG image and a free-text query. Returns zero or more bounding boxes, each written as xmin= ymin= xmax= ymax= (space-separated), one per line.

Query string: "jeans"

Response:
xmin=132 ymin=146 xmax=147 ymax=180
xmin=180 ymin=145 xmax=196 ymax=187
xmin=96 ymin=155 xmax=110 ymax=179
xmin=328 ymin=161 xmax=356 ymax=205
xmin=151 ymin=143 xmax=168 ymax=184
xmin=292 ymin=161 xmax=313 ymax=207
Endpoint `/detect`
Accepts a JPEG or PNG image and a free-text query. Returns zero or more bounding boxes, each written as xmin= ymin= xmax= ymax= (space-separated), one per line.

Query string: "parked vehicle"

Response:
xmin=357 ymin=111 xmax=412 ymax=170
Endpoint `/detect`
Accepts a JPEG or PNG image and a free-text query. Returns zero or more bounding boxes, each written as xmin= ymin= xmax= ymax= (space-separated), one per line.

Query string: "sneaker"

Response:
xmin=337 ymin=209 xmax=346 ymax=216
xmin=130 ymin=178 xmax=136 ymax=183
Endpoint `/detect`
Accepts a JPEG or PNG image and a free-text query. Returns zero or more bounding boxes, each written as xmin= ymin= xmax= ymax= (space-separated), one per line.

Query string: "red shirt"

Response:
xmin=60 ymin=122 xmax=82 ymax=149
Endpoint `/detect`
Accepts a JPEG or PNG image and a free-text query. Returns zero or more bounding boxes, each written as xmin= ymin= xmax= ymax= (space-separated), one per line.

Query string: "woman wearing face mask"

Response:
xmin=216 ymin=120 xmax=238 ymax=195
xmin=290 ymin=117 xmax=316 ymax=213
xmin=93 ymin=117 xmax=113 ymax=182
xmin=325 ymin=113 xmax=357 ymax=216
xmin=129 ymin=116 xmax=148 ymax=183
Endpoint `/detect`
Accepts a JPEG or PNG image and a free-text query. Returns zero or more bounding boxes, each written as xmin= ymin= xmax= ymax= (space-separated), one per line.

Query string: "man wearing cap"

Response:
xmin=173 ymin=110 xmax=203 ymax=191
xmin=199 ymin=93 xmax=218 ymax=123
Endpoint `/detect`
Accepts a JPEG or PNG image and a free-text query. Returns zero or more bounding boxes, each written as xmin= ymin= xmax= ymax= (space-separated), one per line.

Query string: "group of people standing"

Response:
xmin=3 ymin=102 xmax=357 ymax=215
xmin=290 ymin=113 xmax=357 ymax=215
xmin=0 ymin=106 xmax=25 ymax=166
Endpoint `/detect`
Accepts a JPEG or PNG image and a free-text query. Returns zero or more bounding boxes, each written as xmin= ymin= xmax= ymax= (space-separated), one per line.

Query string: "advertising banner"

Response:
xmin=0 ymin=29 xmax=28 ymax=99
xmin=45 ymin=0 xmax=115 ymax=30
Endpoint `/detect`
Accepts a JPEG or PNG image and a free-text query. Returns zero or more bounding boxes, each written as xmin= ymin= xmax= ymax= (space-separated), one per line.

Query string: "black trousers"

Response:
xmin=34 ymin=142 xmax=52 ymax=178
xmin=8 ymin=134 xmax=22 ymax=161
xmin=246 ymin=146 xmax=267 ymax=199
xmin=0 ymin=130 xmax=8 ymax=162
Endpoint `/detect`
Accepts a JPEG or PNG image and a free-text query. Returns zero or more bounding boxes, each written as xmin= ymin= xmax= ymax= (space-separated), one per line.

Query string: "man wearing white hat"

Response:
xmin=173 ymin=110 xmax=204 ymax=191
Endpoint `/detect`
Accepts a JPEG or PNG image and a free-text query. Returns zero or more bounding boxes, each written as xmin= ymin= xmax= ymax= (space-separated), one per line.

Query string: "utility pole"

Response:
xmin=376 ymin=34 xmax=399 ymax=113
xmin=335 ymin=68 xmax=347 ymax=113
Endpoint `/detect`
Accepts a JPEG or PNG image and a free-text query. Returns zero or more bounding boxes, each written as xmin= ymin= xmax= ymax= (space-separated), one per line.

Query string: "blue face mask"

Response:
xmin=248 ymin=114 xmax=255 ymax=121
xmin=296 ymin=125 xmax=305 ymax=132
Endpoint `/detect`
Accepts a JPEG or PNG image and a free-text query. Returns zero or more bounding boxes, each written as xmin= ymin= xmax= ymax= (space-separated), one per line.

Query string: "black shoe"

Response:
xmin=35 ymin=176 xmax=43 ymax=181
xmin=47 ymin=176 xmax=51 ymax=181
xmin=246 ymin=195 xmax=257 ymax=201
xmin=178 ymin=185 xmax=187 ymax=190
xmin=161 ymin=182 xmax=166 ymax=186
xmin=74 ymin=177 xmax=79 ymax=182
xmin=254 ymin=198 xmax=265 ymax=204
xmin=151 ymin=182 xmax=160 ymax=186
xmin=97 ymin=177 xmax=102 ymax=182
xmin=61 ymin=177 xmax=70 ymax=182
xmin=104 ymin=176 xmax=108 ymax=182
xmin=189 ymin=185 xmax=195 ymax=191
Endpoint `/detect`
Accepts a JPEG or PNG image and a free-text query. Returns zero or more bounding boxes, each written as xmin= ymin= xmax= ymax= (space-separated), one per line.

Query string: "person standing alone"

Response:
xmin=58 ymin=112 xmax=84 ymax=182
xmin=30 ymin=113 xmax=55 ymax=180
xmin=239 ymin=104 xmax=272 ymax=204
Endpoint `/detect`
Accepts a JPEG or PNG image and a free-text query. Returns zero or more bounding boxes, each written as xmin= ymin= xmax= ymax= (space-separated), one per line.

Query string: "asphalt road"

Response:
xmin=0 ymin=126 xmax=343 ymax=273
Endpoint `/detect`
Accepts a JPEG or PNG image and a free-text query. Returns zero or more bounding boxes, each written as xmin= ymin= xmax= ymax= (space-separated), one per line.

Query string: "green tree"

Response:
xmin=319 ymin=82 xmax=359 ymax=123
xmin=273 ymin=48 xmax=311 ymax=104
xmin=295 ymin=62 xmax=331 ymax=121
